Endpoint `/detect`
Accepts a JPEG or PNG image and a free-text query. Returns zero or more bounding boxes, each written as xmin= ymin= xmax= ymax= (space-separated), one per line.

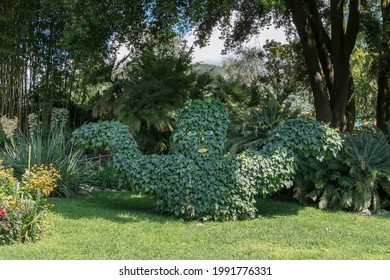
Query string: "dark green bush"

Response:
xmin=262 ymin=118 xmax=343 ymax=161
xmin=237 ymin=149 xmax=296 ymax=197
xmin=88 ymin=163 xmax=123 ymax=190
xmin=294 ymin=130 xmax=390 ymax=212
xmin=227 ymin=98 xmax=300 ymax=154
xmin=141 ymin=155 xmax=258 ymax=221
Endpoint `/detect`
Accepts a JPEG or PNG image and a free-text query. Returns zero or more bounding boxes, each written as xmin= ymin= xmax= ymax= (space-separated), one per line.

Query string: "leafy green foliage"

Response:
xmin=262 ymin=118 xmax=343 ymax=161
xmin=294 ymin=130 xmax=390 ymax=212
xmin=75 ymin=102 xmax=367 ymax=219
xmin=92 ymin=40 xmax=212 ymax=154
xmin=139 ymin=154 xmax=258 ymax=221
xmin=88 ymin=163 xmax=123 ymax=191
xmin=245 ymin=118 xmax=344 ymax=197
xmin=71 ymin=121 xmax=141 ymax=189
xmin=228 ymin=97 xmax=300 ymax=153
xmin=237 ymin=149 xmax=296 ymax=196
xmin=0 ymin=128 xmax=87 ymax=197
xmin=171 ymin=99 xmax=230 ymax=158
xmin=73 ymin=100 xmax=259 ymax=221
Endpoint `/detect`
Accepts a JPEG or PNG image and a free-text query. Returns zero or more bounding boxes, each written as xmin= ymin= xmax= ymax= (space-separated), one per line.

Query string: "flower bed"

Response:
xmin=0 ymin=162 xmax=59 ymax=245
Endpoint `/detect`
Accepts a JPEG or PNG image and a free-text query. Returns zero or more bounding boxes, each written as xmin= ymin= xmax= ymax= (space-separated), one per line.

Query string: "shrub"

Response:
xmin=237 ymin=149 xmax=296 ymax=197
xmin=262 ymin=118 xmax=343 ymax=161
xmin=0 ymin=163 xmax=59 ymax=245
xmin=243 ymin=118 xmax=344 ymax=196
xmin=144 ymin=154 xmax=257 ymax=221
xmin=228 ymin=98 xmax=300 ymax=154
xmin=294 ymin=130 xmax=390 ymax=212
xmin=88 ymin=163 xmax=122 ymax=190
xmin=0 ymin=128 xmax=87 ymax=197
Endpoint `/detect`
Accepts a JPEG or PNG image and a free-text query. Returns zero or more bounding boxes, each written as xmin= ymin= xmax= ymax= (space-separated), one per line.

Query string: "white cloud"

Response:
xmin=185 ymin=25 xmax=287 ymax=66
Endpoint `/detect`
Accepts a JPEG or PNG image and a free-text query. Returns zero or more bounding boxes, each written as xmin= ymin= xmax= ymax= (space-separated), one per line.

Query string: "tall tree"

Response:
xmin=179 ymin=0 xmax=361 ymax=130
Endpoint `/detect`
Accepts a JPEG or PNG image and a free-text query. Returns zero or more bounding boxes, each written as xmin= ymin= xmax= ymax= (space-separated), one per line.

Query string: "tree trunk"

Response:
xmin=345 ymin=70 xmax=356 ymax=131
xmin=377 ymin=0 xmax=390 ymax=132
xmin=287 ymin=0 xmax=360 ymax=130
xmin=286 ymin=0 xmax=333 ymax=123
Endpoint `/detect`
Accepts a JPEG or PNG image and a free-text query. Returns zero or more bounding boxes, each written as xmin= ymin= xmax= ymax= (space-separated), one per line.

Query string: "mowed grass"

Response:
xmin=0 ymin=192 xmax=389 ymax=260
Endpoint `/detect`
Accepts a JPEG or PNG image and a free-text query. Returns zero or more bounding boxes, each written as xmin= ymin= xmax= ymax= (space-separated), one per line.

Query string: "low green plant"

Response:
xmin=88 ymin=163 xmax=122 ymax=190
xmin=294 ymin=130 xmax=390 ymax=212
xmin=142 ymin=154 xmax=258 ymax=221
xmin=0 ymin=128 xmax=87 ymax=197
xmin=237 ymin=149 xmax=296 ymax=197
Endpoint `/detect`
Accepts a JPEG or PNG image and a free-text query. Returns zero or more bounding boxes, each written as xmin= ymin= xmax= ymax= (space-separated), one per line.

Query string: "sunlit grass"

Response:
xmin=0 ymin=192 xmax=389 ymax=260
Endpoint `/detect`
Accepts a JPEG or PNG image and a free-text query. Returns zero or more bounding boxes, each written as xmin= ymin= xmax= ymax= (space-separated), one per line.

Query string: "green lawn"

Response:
xmin=0 ymin=192 xmax=389 ymax=260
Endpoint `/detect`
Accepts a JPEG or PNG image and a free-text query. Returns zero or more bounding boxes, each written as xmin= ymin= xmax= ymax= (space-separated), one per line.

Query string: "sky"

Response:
xmin=185 ymin=25 xmax=287 ymax=66
xmin=117 ymin=25 xmax=287 ymax=67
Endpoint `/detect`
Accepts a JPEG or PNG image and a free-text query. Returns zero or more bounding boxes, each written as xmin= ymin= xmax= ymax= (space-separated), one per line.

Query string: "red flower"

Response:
xmin=0 ymin=207 xmax=6 ymax=217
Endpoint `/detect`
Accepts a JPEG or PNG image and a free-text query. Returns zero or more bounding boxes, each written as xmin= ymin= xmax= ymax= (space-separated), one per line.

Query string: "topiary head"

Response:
xmin=171 ymin=99 xmax=229 ymax=158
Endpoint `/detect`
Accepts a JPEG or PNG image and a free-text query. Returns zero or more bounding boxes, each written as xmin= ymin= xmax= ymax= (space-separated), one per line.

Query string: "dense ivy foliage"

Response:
xmin=72 ymin=102 xmax=361 ymax=220
xmin=262 ymin=118 xmax=343 ymax=161
xmin=135 ymin=155 xmax=257 ymax=221
xmin=72 ymin=100 xmax=258 ymax=220
xmin=237 ymin=149 xmax=296 ymax=197
xmin=71 ymin=121 xmax=141 ymax=188
xmin=171 ymin=99 xmax=230 ymax=158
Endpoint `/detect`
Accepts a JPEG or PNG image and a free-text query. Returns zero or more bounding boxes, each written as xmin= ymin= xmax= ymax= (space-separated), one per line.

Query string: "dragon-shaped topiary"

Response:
xmin=72 ymin=99 xmax=342 ymax=221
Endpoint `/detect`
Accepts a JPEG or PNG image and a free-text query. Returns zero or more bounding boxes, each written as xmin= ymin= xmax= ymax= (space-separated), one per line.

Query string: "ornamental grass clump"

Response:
xmin=1 ymin=124 xmax=87 ymax=197
xmin=0 ymin=162 xmax=59 ymax=245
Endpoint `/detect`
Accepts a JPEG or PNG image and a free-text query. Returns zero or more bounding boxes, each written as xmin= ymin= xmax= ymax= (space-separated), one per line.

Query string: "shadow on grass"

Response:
xmin=49 ymin=191 xmax=175 ymax=224
xmin=49 ymin=191 xmax=305 ymax=223
xmin=255 ymin=197 xmax=305 ymax=218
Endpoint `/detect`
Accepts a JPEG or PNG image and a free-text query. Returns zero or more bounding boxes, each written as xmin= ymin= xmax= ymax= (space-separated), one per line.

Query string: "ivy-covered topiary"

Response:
xmin=138 ymin=99 xmax=257 ymax=221
xmin=262 ymin=118 xmax=343 ymax=161
xmin=71 ymin=121 xmax=141 ymax=188
xmin=171 ymin=99 xmax=229 ymax=158
xmin=137 ymin=154 xmax=258 ymax=221
xmin=72 ymin=102 xmax=344 ymax=220
xmin=237 ymin=149 xmax=296 ymax=197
